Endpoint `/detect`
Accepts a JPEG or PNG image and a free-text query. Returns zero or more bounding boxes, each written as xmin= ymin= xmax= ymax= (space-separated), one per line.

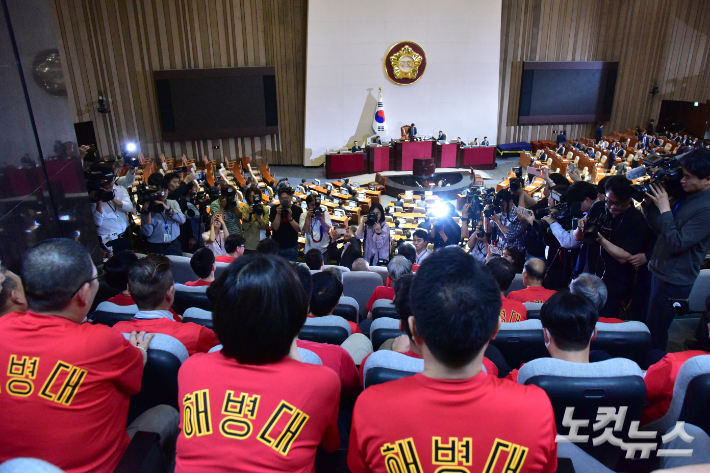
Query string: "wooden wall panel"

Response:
xmin=51 ymin=0 xmax=307 ymax=165
xmin=499 ymin=0 xmax=710 ymax=144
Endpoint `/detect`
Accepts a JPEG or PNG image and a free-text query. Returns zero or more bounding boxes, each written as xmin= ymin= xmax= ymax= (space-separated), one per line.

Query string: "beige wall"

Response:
xmin=498 ymin=0 xmax=710 ymax=143
xmin=51 ymin=0 xmax=307 ymax=165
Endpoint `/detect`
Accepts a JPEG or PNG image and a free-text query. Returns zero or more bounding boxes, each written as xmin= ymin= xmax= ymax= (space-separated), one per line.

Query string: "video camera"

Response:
xmin=509 ymin=166 xmax=525 ymax=193
xmin=629 ymin=154 xmax=684 ymax=202
xmin=252 ymin=194 xmax=264 ymax=216
xmin=533 ymin=188 xmax=581 ymax=233
xmin=466 ymin=187 xmax=496 ymax=221
xmin=85 ymin=165 xmax=115 ymax=203
xmin=136 ymin=182 xmax=167 ymax=214
xmin=366 ymin=213 xmax=378 ymax=226
xmin=583 ymin=213 xmax=611 ymax=242
xmin=221 ymin=186 xmax=239 ymax=209
xmin=313 ymin=197 xmax=323 ymax=219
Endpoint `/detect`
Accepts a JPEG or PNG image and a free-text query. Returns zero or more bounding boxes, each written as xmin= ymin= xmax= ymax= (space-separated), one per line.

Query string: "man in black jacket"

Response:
xmin=643 ymin=148 xmax=710 ymax=349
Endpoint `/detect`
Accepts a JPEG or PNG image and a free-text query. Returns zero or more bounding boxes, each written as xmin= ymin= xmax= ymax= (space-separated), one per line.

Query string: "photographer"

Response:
xmin=486 ymin=189 xmax=528 ymax=251
xmin=165 ymin=171 xmax=198 ymax=251
xmin=643 ymin=148 xmax=710 ymax=349
xmin=242 ymin=186 xmax=269 ymax=253
xmin=202 ymin=213 xmax=229 ymax=256
xmin=140 ymin=175 xmax=186 ymax=255
xmin=300 ymin=194 xmax=332 ymax=254
xmin=356 ymin=203 xmax=390 ymax=266
xmin=269 ymin=186 xmax=302 ymax=261
xmin=539 ymin=181 xmax=598 ymax=249
xmin=88 ymin=164 xmax=134 ymax=255
xmin=575 ymin=176 xmax=651 ymax=319
xmin=210 ymin=184 xmax=245 ymax=237
xmin=465 ymin=224 xmax=489 ymax=262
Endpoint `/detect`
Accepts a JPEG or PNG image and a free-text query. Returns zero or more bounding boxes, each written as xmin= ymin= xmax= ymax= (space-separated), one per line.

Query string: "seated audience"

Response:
xmin=176 ymin=254 xmax=340 ymax=470
xmin=486 ymin=258 xmax=527 ymax=322
xmin=351 ymin=258 xmax=369 ymax=272
xmin=412 ymin=229 xmax=430 ymax=264
xmin=385 ymin=243 xmax=419 ymax=286
xmin=334 ymin=225 xmax=362 ymax=269
xmin=256 ymin=237 xmax=279 ymax=255
xmin=0 ymin=239 xmax=178 ymax=471
xmin=568 ymin=273 xmax=622 ymax=323
xmin=186 ymin=248 xmax=216 ymax=287
xmin=294 ymin=266 xmax=362 ymax=398
xmin=113 ymin=254 xmax=219 ymax=356
xmin=507 ymin=290 xmax=601 ymax=382
xmin=365 ymin=256 xmax=412 ymax=316
xmin=104 ymin=250 xmax=140 ymax=306
xmin=215 ymin=234 xmax=246 ymax=263
xmin=507 ymin=258 xmax=556 ymax=304
xmin=0 ymin=263 xmax=27 ymax=317
xmin=502 ymin=246 xmax=525 ymax=273
xmin=347 ymin=248 xmax=557 ymax=472
xmin=304 ymin=248 xmax=324 ymax=271
xmin=310 ymin=271 xmax=362 ymax=335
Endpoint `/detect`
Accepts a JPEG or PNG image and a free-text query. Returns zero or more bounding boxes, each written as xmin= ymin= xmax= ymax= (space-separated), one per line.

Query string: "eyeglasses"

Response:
xmin=605 ymin=199 xmax=628 ymax=208
xmin=69 ymin=269 xmax=104 ymax=297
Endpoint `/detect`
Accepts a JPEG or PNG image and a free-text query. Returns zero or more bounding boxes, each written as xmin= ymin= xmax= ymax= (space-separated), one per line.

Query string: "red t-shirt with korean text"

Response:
xmin=176 ymin=352 xmax=341 ymax=472
xmin=348 ymin=371 xmax=557 ymax=473
xmin=642 ymin=350 xmax=708 ymax=425
xmin=0 ymin=311 xmax=143 ymax=473
xmin=501 ymin=295 xmax=527 ymax=323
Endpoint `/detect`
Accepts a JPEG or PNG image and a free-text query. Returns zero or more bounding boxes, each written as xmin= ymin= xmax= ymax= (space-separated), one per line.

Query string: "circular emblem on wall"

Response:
xmin=384 ymin=41 xmax=426 ymax=86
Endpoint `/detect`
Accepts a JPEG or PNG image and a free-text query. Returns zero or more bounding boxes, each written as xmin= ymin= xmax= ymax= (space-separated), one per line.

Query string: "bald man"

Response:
xmin=507 ymin=258 xmax=556 ymax=304
xmin=0 ymin=266 xmax=27 ymax=317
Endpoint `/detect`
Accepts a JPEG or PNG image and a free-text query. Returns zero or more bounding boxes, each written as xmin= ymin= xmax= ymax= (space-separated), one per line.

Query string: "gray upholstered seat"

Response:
xmin=687 ymin=269 xmax=709 ymax=312
xmin=208 ymin=344 xmax=222 ymax=353
xmin=303 ymin=315 xmax=352 ymax=336
xmin=367 ymin=265 xmax=389 ymax=285
xmin=645 ymin=355 xmax=710 ymax=435
xmin=342 ymin=271 xmax=383 ymax=318
xmin=505 ymin=273 xmax=525 ymax=295
xmin=339 ymin=296 xmax=359 ymax=313
xmin=121 ymin=333 xmax=189 ymax=364
xmin=166 ymin=255 xmax=196 ymax=284
xmin=517 ymin=357 xmax=643 ymax=385
xmin=323 ymin=264 xmax=350 ymax=272
xmin=297 ymin=348 xmax=323 ymax=365
xmin=96 ymin=301 xmax=138 ymax=314
xmin=213 ymin=262 xmax=231 ymax=280
xmin=182 ymin=307 xmax=212 ymax=320
xmin=370 ymin=317 xmax=400 ymax=332
xmin=174 ymin=283 xmax=209 ymax=293
xmin=523 ymin=302 xmax=543 ymax=319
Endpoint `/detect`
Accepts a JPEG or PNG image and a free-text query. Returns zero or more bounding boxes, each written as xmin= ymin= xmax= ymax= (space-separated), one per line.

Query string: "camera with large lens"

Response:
xmin=584 ymin=213 xmax=611 ymax=242
xmin=136 ymin=183 xmax=167 ymax=213
xmin=85 ymin=165 xmax=115 ymax=203
xmin=222 ymin=186 xmax=238 ymax=209
xmin=483 ymin=204 xmax=501 ymax=218
xmin=629 ymin=154 xmax=684 ymax=202
xmin=252 ymin=194 xmax=264 ymax=215
xmin=366 ymin=213 xmax=377 ymax=226
xmin=313 ymin=197 xmax=323 ymax=218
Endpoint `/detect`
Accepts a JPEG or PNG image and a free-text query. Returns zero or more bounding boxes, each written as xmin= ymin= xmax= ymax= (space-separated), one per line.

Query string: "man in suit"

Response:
xmin=437 ymin=131 xmax=446 ymax=142
xmin=351 ymin=141 xmax=362 ymax=152
xmin=646 ymin=119 xmax=655 ymax=135
xmin=595 ymin=124 xmax=603 ymax=143
xmin=556 ymin=130 xmax=566 ymax=148
xmin=410 ymin=123 xmax=417 ymax=138
xmin=371 ymin=136 xmax=381 ymax=145
xmin=481 ymin=136 xmax=489 ymax=146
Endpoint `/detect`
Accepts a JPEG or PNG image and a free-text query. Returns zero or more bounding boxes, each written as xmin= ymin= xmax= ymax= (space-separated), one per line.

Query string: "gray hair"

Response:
xmin=351 ymin=258 xmax=369 ymax=272
xmin=387 ymin=256 xmax=413 ymax=282
xmin=323 ymin=266 xmax=343 ymax=283
xmin=569 ymin=274 xmax=608 ymax=313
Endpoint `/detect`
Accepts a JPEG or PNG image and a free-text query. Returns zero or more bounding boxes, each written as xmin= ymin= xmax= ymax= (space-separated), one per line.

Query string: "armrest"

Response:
xmin=114 ymin=431 xmax=165 ymax=473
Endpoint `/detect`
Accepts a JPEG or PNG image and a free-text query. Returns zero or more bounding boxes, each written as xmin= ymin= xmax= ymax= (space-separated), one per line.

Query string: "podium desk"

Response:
xmin=365 ymin=146 xmax=393 ymax=173
xmin=325 ymin=152 xmax=366 ymax=179
xmin=394 ymin=140 xmax=434 ymax=171
xmin=458 ymin=146 xmax=496 ymax=169
xmin=434 ymin=143 xmax=459 ymax=168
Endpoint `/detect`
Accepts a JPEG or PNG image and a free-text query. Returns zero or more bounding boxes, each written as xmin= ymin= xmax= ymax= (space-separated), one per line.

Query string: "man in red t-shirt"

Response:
xmin=487 ymin=258 xmax=527 ymax=322
xmin=366 ymin=256 xmax=412 ymax=317
xmin=113 ymin=254 xmax=219 ymax=355
xmin=506 ymin=291 xmax=600 ymax=383
xmin=507 ymin=258 xmax=556 ymax=304
xmin=185 ymin=248 xmax=215 ymax=287
xmin=642 ymin=321 xmax=710 ymax=424
xmin=0 ymin=264 xmax=27 ymax=317
xmin=214 ymin=234 xmax=245 ymax=263
xmin=348 ymin=248 xmax=557 ymax=473
xmin=0 ymin=239 xmax=177 ymax=473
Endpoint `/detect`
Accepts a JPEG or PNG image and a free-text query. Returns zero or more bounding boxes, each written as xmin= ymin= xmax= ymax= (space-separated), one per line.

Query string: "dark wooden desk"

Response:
xmin=457 ymin=146 xmax=496 ymax=169
xmin=325 ymin=152 xmax=366 ymax=179
xmin=434 ymin=142 xmax=459 ymax=168
xmin=365 ymin=146 xmax=393 ymax=173
xmin=393 ymin=140 xmax=434 ymax=171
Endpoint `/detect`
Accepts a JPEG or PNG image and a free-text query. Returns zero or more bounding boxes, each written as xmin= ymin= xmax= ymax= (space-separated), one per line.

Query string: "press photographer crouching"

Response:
xmin=269 ymin=186 xmax=302 ymax=261
xmin=138 ymin=174 xmax=186 ymax=256
xmin=87 ymin=164 xmax=134 ymax=256
xmin=574 ymin=176 xmax=653 ymax=320
xmin=641 ymin=148 xmax=710 ymax=349
xmin=356 ymin=203 xmax=390 ymax=266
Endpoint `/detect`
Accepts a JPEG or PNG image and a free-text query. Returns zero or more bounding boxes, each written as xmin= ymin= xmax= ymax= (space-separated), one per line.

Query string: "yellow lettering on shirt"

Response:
xmin=500 ymin=310 xmax=522 ymax=323
xmin=6 ymin=355 xmax=39 ymax=397
xmin=432 ymin=437 xmax=472 ymax=467
xmin=219 ymin=391 xmax=261 ymax=440
xmin=258 ymin=400 xmax=309 ymax=456
xmin=38 ymin=360 xmax=86 ymax=405
xmin=482 ymin=439 xmax=528 ymax=473
xmin=380 ymin=438 xmax=423 ymax=473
